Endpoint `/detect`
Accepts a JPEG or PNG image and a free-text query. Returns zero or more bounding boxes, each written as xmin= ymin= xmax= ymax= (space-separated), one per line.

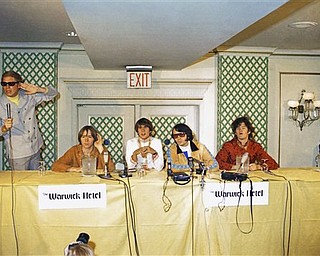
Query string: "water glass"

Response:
xmin=82 ymin=155 xmax=97 ymax=176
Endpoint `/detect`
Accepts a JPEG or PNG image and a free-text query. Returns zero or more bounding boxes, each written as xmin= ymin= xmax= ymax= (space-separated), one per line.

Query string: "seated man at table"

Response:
xmin=215 ymin=116 xmax=279 ymax=171
xmin=52 ymin=125 xmax=114 ymax=172
xmin=166 ymin=123 xmax=218 ymax=173
xmin=125 ymin=117 xmax=164 ymax=171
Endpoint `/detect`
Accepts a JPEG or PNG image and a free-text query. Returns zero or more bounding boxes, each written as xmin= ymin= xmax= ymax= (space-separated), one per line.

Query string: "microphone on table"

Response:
xmin=164 ymin=139 xmax=172 ymax=177
xmin=164 ymin=139 xmax=171 ymax=146
xmin=237 ymin=152 xmax=249 ymax=172
xmin=221 ymin=152 xmax=249 ymax=182
xmin=98 ymin=139 xmax=112 ymax=179
xmin=188 ymin=157 xmax=195 ymax=174
xmin=119 ymin=156 xmax=132 ymax=178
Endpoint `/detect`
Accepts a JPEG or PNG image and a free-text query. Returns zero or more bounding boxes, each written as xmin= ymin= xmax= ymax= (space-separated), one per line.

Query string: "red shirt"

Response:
xmin=215 ymin=138 xmax=279 ymax=170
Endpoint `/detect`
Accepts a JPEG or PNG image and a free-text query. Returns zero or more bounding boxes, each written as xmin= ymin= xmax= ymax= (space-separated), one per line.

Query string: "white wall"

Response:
xmin=269 ymin=56 xmax=320 ymax=167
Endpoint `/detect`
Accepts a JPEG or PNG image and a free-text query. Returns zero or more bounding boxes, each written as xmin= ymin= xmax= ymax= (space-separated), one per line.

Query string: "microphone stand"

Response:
xmin=199 ymin=162 xmax=206 ymax=189
xmin=188 ymin=157 xmax=195 ymax=179
xmin=119 ymin=156 xmax=132 ymax=178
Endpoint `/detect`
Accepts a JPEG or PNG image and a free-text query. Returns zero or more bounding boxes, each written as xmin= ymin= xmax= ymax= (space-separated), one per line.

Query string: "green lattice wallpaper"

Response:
xmin=2 ymin=52 xmax=57 ymax=170
xmin=217 ymin=55 xmax=268 ymax=150
xmin=89 ymin=116 xmax=124 ymax=163
xmin=151 ymin=116 xmax=186 ymax=143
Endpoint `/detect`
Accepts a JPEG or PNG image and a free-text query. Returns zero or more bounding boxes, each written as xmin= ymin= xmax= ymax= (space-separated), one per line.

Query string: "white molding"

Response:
xmin=0 ymin=42 xmax=63 ymax=50
xmin=216 ymin=46 xmax=320 ymax=57
xmin=64 ymin=78 xmax=211 ymax=100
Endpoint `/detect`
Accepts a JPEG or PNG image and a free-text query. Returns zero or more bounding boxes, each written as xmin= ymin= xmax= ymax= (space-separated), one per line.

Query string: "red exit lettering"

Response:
xmin=128 ymin=72 xmax=151 ymax=88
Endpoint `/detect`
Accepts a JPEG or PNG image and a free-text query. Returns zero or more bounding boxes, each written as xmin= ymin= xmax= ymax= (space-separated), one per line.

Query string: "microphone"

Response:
xmin=238 ymin=152 xmax=249 ymax=171
xmin=164 ymin=139 xmax=171 ymax=146
xmin=103 ymin=139 xmax=110 ymax=146
xmin=167 ymin=162 xmax=173 ymax=177
xmin=188 ymin=157 xmax=195 ymax=174
xmin=119 ymin=156 xmax=132 ymax=178
xmin=6 ymin=103 xmax=11 ymax=119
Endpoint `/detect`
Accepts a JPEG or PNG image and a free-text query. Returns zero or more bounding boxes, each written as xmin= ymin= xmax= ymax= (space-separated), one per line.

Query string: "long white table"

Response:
xmin=1 ymin=168 xmax=319 ymax=255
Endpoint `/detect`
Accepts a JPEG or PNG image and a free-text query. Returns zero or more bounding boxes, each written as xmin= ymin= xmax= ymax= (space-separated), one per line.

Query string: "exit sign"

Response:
xmin=126 ymin=66 xmax=152 ymax=89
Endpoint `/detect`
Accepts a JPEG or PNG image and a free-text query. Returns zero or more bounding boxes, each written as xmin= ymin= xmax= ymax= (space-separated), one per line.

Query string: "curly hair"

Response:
xmin=231 ymin=116 xmax=255 ymax=140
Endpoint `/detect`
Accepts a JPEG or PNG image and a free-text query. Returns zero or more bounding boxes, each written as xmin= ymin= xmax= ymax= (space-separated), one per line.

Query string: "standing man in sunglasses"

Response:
xmin=0 ymin=71 xmax=58 ymax=170
xmin=166 ymin=123 xmax=218 ymax=173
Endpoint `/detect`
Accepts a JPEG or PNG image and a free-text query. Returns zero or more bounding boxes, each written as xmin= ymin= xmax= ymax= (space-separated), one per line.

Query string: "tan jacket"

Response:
xmin=52 ymin=144 xmax=115 ymax=172
xmin=167 ymin=140 xmax=218 ymax=173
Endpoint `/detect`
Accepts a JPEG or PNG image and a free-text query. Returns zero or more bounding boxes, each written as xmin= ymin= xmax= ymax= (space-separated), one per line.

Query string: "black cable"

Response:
xmin=252 ymin=172 xmax=292 ymax=256
xmin=8 ymin=129 xmax=19 ymax=256
xmin=100 ymin=175 xmax=139 ymax=256
xmin=235 ymin=179 xmax=254 ymax=234
xmin=200 ymin=190 xmax=211 ymax=256
xmin=191 ymin=175 xmax=194 ymax=256
xmin=271 ymin=174 xmax=292 ymax=256
xmin=125 ymin=177 xmax=140 ymax=256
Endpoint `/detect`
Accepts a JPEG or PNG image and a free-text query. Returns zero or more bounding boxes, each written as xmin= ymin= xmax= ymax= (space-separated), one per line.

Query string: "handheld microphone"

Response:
xmin=6 ymin=103 xmax=11 ymax=119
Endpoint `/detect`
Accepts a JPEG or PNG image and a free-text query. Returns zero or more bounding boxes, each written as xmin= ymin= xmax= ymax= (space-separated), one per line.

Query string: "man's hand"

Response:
xmin=67 ymin=167 xmax=82 ymax=173
xmin=2 ymin=118 xmax=13 ymax=133
xmin=19 ymin=82 xmax=48 ymax=95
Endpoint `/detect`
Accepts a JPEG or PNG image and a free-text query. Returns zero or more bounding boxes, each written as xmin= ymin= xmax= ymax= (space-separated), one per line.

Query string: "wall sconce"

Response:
xmin=287 ymin=89 xmax=320 ymax=131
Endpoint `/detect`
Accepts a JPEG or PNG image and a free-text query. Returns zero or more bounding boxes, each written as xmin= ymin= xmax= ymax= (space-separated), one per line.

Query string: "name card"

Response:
xmin=203 ymin=182 xmax=269 ymax=208
xmin=38 ymin=184 xmax=106 ymax=210
xmin=126 ymin=65 xmax=152 ymax=88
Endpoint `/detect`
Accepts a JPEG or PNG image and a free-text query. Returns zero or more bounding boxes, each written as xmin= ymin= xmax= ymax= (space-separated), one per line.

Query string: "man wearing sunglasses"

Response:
xmin=166 ymin=123 xmax=218 ymax=173
xmin=0 ymin=71 xmax=58 ymax=170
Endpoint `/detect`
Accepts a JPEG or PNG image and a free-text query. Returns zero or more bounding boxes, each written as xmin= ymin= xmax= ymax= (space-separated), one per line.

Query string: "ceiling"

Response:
xmin=0 ymin=0 xmax=319 ymax=70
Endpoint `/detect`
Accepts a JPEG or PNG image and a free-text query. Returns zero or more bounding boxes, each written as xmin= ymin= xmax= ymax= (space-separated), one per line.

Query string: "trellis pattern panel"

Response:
xmin=217 ymin=55 xmax=268 ymax=150
xmin=2 ymin=52 xmax=57 ymax=170
xmin=89 ymin=116 xmax=124 ymax=163
xmin=151 ymin=115 xmax=186 ymax=152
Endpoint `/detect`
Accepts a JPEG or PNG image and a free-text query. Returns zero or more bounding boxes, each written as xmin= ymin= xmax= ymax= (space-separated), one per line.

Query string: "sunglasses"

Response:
xmin=1 ymin=81 xmax=19 ymax=87
xmin=173 ymin=132 xmax=186 ymax=139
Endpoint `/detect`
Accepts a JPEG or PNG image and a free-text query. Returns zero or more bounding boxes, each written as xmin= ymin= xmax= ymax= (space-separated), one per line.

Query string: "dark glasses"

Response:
xmin=1 ymin=81 xmax=19 ymax=87
xmin=173 ymin=132 xmax=186 ymax=139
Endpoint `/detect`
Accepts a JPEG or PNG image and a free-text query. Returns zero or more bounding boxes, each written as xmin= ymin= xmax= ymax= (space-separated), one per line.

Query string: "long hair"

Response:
xmin=172 ymin=123 xmax=193 ymax=141
xmin=231 ymin=116 xmax=255 ymax=140
xmin=78 ymin=126 xmax=99 ymax=144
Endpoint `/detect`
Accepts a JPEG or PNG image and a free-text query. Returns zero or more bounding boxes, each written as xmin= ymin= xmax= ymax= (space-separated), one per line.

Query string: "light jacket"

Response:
xmin=0 ymin=86 xmax=58 ymax=159
xmin=166 ymin=140 xmax=218 ymax=173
